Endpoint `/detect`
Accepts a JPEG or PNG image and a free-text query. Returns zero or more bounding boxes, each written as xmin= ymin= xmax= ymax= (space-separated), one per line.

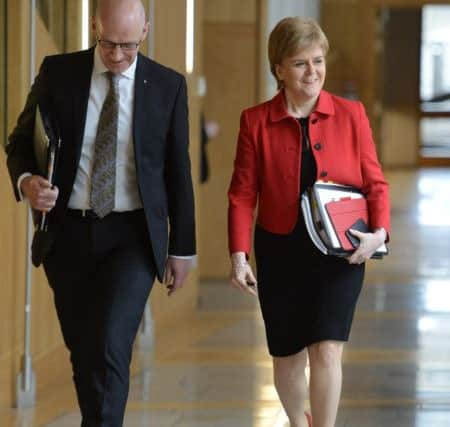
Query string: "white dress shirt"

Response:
xmin=68 ymin=47 xmax=141 ymax=211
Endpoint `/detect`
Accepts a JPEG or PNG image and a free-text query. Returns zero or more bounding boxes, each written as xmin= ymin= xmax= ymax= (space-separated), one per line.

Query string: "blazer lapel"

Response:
xmin=133 ymin=54 xmax=163 ymax=161
xmin=72 ymin=48 xmax=94 ymax=164
xmin=55 ymin=48 xmax=93 ymax=203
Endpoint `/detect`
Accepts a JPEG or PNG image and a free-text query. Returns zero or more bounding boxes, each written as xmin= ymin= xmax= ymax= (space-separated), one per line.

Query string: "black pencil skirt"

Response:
xmin=254 ymin=216 xmax=365 ymax=357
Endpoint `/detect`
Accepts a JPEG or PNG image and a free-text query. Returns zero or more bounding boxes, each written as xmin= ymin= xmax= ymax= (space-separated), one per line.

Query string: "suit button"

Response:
xmin=320 ymin=171 xmax=328 ymax=178
xmin=314 ymin=143 xmax=322 ymax=150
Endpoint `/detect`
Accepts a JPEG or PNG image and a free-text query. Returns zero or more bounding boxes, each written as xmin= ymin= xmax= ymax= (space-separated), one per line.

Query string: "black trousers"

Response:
xmin=43 ymin=209 xmax=156 ymax=427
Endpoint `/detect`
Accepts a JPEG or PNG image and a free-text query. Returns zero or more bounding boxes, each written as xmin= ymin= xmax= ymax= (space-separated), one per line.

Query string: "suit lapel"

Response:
xmin=133 ymin=54 xmax=162 ymax=161
xmin=55 ymin=48 xmax=93 ymax=204
xmin=72 ymin=48 xmax=94 ymax=164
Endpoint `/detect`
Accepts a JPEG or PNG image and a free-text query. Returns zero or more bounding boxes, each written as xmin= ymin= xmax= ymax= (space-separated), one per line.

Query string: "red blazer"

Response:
xmin=228 ymin=89 xmax=390 ymax=255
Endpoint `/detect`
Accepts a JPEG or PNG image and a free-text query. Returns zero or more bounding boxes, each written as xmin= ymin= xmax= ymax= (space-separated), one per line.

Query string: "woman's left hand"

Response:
xmin=347 ymin=228 xmax=387 ymax=264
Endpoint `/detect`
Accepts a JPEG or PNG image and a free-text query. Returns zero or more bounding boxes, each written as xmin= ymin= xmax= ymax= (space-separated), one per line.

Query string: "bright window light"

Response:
xmin=82 ymin=0 xmax=90 ymax=49
xmin=186 ymin=0 xmax=194 ymax=73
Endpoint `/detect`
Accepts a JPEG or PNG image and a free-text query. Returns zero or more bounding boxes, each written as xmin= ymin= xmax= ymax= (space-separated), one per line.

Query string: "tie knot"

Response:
xmin=106 ymin=71 xmax=120 ymax=88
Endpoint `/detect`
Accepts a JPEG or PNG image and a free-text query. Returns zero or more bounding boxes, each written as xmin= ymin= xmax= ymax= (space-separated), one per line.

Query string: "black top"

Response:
xmin=298 ymin=117 xmax=317 ymax=196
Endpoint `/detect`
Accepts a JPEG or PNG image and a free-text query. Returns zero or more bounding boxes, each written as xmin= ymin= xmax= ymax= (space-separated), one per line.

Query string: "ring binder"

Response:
xmin=33 ymin=104 xmax=61 ymax=231
xmin=300 ymin=181 xmax=388 ymax=259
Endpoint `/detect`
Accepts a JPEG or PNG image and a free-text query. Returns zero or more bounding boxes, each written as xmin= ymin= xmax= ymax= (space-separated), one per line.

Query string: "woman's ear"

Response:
xmin=275 ymin=63 xmax=283 ymax=82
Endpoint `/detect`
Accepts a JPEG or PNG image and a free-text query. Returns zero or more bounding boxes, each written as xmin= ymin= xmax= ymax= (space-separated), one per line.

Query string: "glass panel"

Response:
xmin=420 ymin=117 xmax=450 ymax=158
xmin=0 ymin=0 xmax=5 ymax=147
xmin=420 ymin=5 xmax=450 ymax=112
xmin=420 ymin=5 xmax=450 ymax=160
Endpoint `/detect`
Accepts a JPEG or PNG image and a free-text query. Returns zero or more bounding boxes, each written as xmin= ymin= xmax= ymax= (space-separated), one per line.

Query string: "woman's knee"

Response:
xmin=273 ymin=349 xmax=308 ymax=377
xmin=308 ymin=341 xmax=343 ymax=369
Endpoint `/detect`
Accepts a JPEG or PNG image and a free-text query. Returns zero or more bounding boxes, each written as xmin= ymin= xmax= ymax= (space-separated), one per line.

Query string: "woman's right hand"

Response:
xmin=230 ymin=252 xmax=258 ymax=296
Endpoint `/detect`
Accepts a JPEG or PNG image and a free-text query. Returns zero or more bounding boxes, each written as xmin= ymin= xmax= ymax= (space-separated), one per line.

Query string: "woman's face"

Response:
xmin=275 ymin=44 xmax=326 ymax=101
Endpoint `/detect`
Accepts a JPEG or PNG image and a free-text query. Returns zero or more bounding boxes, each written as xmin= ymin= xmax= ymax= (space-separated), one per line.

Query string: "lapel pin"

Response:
xmin=144 ymin=79 xmax=147 ymax=84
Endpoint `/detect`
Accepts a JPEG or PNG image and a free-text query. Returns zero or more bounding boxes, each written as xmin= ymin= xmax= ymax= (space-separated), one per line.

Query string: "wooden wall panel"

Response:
xmin=1 ymin=0 xmax=31 ymax=409
xmin=380 ymin=7 xmax=421 ymax=166
xmin=36 ymin=0 xmax=66 ymax=52
xmin=321 ymin=1 xmax=361 ymax=97
xmin=153 ymin=0 xmax=186 ymax=72
xmin=65 ymin=0 xmax=83 ymax=53
xmin=1 ymin=5 xmax=66 ymax=407
xmin=199 ymin=21 xmax=258 ymax=278
xmin=205 ymin=0 xmax=257 ymax=22
xmin=150 ymin=0 xmax=200 ymax=330
xmin=381 ymin=109 xmax=419 ymax=166
xmin=198 ymin=0 xmax=259 ymax=279
xmin=0 ymin=0 xmax=5 ymax=148
xmin=0 ymin=157 xmax=17 ymax=407
xmin=321 ymin=0 xmax=441 ymax=167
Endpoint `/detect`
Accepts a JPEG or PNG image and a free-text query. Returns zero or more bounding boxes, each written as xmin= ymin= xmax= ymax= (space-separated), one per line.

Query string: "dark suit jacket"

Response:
xmin=6 ymin=47 xmax=196 ymax=281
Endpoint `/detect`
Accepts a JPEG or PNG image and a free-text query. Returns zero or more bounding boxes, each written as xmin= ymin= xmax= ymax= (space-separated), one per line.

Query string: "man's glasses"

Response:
xmin=97 ymin=38 xmax=141 ymax=51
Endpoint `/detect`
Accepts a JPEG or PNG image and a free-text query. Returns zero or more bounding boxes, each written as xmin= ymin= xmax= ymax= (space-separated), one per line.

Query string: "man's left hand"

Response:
xmin=164 ymin=257 xmax=194 ymax=296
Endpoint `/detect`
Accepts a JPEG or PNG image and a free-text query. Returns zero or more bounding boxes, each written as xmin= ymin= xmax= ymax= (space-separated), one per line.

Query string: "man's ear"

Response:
xmin=142 ymin=21 xmax=149 ymax=40
xmin=91 ymin=15 xmax=97 ymax=34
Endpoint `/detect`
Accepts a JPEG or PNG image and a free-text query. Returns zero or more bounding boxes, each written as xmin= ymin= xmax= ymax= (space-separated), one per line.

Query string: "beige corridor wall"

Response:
xmin=0 ymin=0 xmax=201 ymax=409
xmin=0 ymin=0 xmax=5 ymax=148
xmin=198 ymin=0 xmax=260 ymax=279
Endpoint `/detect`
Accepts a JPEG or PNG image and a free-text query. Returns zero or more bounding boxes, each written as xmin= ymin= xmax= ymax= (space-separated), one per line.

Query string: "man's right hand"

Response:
xmin=21 ymin=175 xmax=59 ymax=212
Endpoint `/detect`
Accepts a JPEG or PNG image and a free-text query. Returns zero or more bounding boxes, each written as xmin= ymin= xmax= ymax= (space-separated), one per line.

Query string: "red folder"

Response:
xmin=325 ymin=198 xmax=368 ymax=250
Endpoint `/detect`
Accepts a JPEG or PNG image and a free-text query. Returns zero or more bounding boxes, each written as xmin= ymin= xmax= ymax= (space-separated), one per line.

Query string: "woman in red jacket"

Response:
xmin=228 ymin=17 xmax=390 ymax=427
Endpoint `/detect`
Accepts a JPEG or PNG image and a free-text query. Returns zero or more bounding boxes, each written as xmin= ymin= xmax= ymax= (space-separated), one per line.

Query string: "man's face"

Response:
xmin=93 ymin=15 xmax=148 ymax=74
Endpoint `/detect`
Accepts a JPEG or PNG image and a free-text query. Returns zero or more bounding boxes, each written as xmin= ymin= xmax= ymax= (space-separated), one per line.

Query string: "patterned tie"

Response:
xmin=90 ymin=71 xmax=120 ymax=218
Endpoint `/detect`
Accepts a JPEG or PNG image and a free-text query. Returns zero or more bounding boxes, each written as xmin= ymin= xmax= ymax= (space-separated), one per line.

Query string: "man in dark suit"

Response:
xmin=5 ymin=0 xmax=195 ymax=425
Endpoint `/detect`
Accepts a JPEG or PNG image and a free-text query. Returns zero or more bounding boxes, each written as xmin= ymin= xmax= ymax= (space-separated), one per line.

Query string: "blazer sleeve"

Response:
xmin=228 ymin=110 xmax=258 ymax=255
xmin=358 ymin=102 xmax=391 ymax=237
xmin=165 ymin=75 xmax=196 ymax=256
xmin=5 ymin=57 xmax=50 ymax=201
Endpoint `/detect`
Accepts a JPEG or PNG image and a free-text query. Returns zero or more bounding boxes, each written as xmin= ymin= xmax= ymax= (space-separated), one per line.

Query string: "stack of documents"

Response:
xmin=33 ymin=104 xmax=60 ymax=231
xmin=34 ymin=104 xmax=59 ymax=179
xmin=300 ymin=181 xmax=388 ymax=259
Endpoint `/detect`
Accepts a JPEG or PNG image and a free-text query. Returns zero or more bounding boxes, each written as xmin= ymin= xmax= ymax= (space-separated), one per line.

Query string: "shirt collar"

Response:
xmin=93 ymin=45 xmax=137 ymax=80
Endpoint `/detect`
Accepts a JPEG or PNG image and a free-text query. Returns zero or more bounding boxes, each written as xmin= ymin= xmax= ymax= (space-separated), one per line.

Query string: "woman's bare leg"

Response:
xmin=308 ymin=340 xmax=344 ymax=427
xmin=273 ymin=349 xmax=310 ymax=427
